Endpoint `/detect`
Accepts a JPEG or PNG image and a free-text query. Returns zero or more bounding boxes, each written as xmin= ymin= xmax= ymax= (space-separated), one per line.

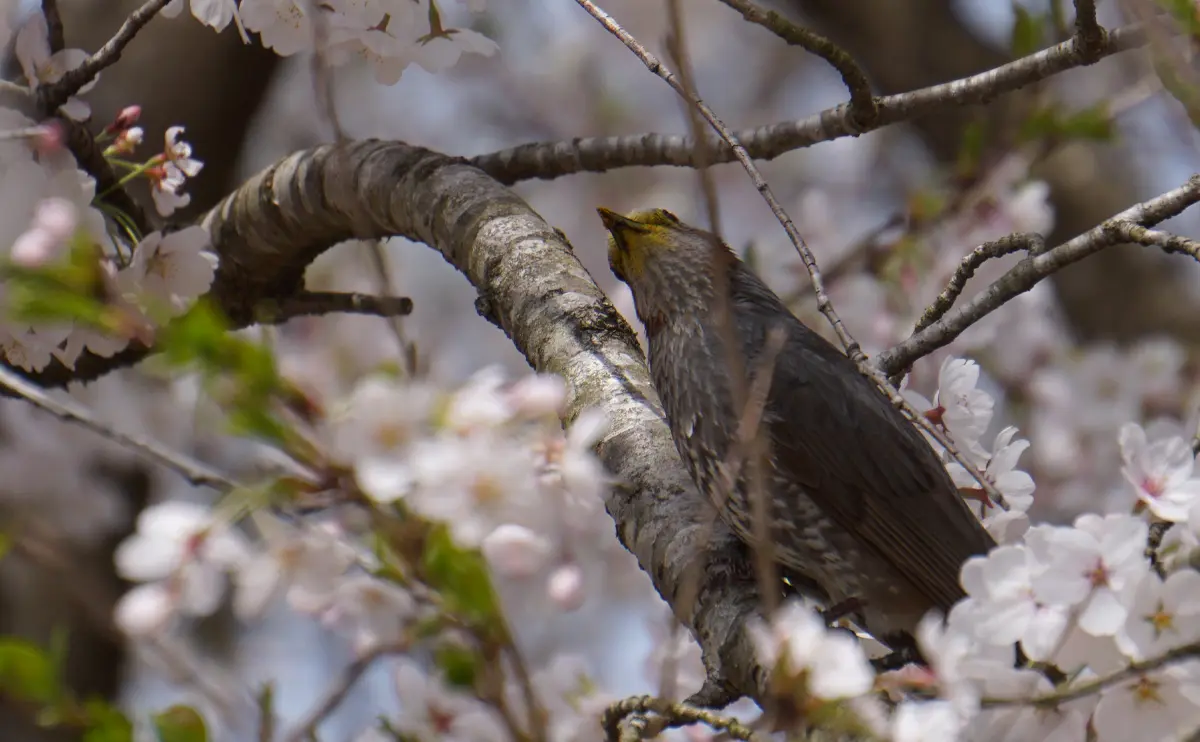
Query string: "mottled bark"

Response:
xmin=198 ymin=141 xmax=772 ymax=703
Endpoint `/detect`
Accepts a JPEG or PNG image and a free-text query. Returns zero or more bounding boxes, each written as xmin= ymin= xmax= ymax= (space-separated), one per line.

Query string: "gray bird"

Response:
xmin=598 ymin=206 xmax=997 ymax=644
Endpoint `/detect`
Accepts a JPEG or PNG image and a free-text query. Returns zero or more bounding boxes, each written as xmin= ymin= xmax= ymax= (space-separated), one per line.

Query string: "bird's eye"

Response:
xmin=658 ymin=209 xmax=680 ymax=224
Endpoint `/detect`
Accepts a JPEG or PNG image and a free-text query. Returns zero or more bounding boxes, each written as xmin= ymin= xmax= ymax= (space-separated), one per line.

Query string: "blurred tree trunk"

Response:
xmin=786 ymin=0 xmax=1200 ymax=345
xmin=0 ymin=4 xmax=279 ymax=738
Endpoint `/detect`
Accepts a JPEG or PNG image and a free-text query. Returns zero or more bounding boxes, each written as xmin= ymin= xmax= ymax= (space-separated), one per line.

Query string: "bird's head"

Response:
xmin=597 ymin=207 xmax=732 ymax=324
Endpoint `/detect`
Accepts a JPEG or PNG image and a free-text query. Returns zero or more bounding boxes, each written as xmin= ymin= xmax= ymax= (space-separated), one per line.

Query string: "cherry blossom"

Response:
xmin=1119 ymin=422 xmax=1200 ymax=521
xmin=391 ymin=659 xmax=509 ymax=742
xmin=481 ymin=524 xmax=553 ymax=578
xmin=1092 ymin=670 xmax=1200 ymax=742
xmin=320 ymin=574 xmax=418 ymax=653
xmin=125 ymin=227 xmax=217 ymax=314
xmin=14 ymin=12 xmax=96 ymax=120
xmin=10 ymin=197 xmax=78 ymax=267
xmin=113 ymin=501 xmax=251 ymax=630
xmin=1116 ymin=569 xmax=1200 ymax=660
xmin=1028 ymin=514 xmax=1151 ymax=637
xmin=968 ymin=668 xmax=1096 ymax=742
xmin=163 ymin=0 xmax=241 ymax=32
xmin=233 ymin=514 xmax=360 ymax=619
xmin=748 ymin=599 xmax=875 ymax=701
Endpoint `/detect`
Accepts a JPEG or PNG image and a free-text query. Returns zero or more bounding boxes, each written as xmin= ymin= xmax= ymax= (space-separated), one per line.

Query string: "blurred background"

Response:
xmin=5 ymin=0 xmax=1200 ymax=739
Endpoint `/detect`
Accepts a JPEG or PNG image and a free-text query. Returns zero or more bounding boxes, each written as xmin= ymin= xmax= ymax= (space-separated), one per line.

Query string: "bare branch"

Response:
xmin=1107 ymin=221 xmax=1200 ymax=259
xmin=983 ymin=638 xmax=1200 ymax=710
xmin=714 ymin=0 xmax=876 ymax=126
xmin=42 ymin=0 xmax=65 ymax=53
xmin=571 ymin=0 xmax=860 ymax=357
xmin=38 ymin=0 xmax=172 ymax=113
xmin=0 ymin=365 xmax=237 ymax=491
xmin=576 ymin=0 xmax=1008 ymax=519
xmin=279 ymin=643 xmax=407 ymax=742
xmin=909 ymin=233 xmax=1045 ymax=347
xmin=470 ymin=24 xmax=1150 ymax=185
xmin=877 ymin=175 xmax=1200 ymax=377
xmin=602 ymin=695 xmax=764 ymax=742
xmin=1073 ymin=0 xmax=1106 ymax=61
xmin=252 ymin=291 xmax=414 ymax=324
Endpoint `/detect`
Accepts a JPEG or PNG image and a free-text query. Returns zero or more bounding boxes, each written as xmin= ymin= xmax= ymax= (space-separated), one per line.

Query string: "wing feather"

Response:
xmin=731 ymin=268 xmax=996 ymax=611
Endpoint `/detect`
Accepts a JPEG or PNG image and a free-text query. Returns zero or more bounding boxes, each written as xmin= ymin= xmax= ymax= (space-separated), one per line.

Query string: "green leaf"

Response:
xmin=1010 ymin=4 xmax=1044 ymax=58
xmin=434 ymin=644 xmax=480 ymax=688
xmin=158 ymin=301 xmax=294 ymax=448
xmin=1019 ymin=104 xmax=1114 ymax=143
xmin=152 ymin=705 xmax=209 ymax=742
xmin=956 ymin=119 xmax=988 ymax=179
xmin=82 ymin=699 xmax=135 ymax=742
xmin=421 ymin=526 xmax=500 ymax=628
xmin=1159 ymin=0 xmax=1200 ymax=35
xmin=0 ymin=639 xmax=59 ymax=704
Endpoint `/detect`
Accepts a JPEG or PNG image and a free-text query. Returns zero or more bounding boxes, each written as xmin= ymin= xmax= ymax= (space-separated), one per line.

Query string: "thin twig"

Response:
xmin=38 ymin=0 xmax=172 ymax=112
xmin=575 ymin=0 xmax=1008 ymax=509
xmin=253 ymin=291 xmax=414 ymax=324
xmin=723 ymin=326 xmax=788 ymax=617
xmin=279 ymin=642 xmax=406 ymax=742
xmin=0 ymin=126 xmax=52 ymax=142
xmin=571 ymin=0 xmax=859 ymax=358
xmin=470 ymin=23 xmax=1151 ymax=184
xmin=1073 ymin=0 xmax=1107 ymax=61
xmin=877 ymin=175 xmax=1200 ymax=377
xmin=0 ymin=365 xmax=237 ymax=491
xmin=983 ymin=638 xmax=1200 ymax=709
xmin=1107 ymin=221 xmax=1200 ymax=259
xmin=714 ymin=0 xmax=876 ymax=126
xmin=912 ymin=234 xmax=1045 ymax=337
xmin=367 ymin=241 xmax=420 ymax=377
xmin=659 ymin=0 xmax=722 ymax=704
xmin=602 ymin=695 xmax=763 ymax=742
xmin=42 ymin=0 xmax=65 ymax=53
xmin=665 ymin=0 xmax=722 ymax=237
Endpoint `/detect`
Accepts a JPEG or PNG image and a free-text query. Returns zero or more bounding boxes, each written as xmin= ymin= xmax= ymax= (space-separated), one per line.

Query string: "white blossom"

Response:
xmin=748 ymin=600 xmax=874 ymax=701
xmin=392 ymin=659 xmax=509 ymax=742
xmin=1029 ymin=514 xmax=1150 ymax=636
xmin=1119 ymin=422 xmax=1200 ymax=521
xmin=113 ymin=501 xmax=250 ymax=625
xmin=14 ymin=12 xmax=96 ymax=120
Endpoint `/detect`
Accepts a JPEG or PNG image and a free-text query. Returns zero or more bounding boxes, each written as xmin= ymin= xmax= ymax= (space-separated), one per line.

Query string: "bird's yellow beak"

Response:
xmin=597 ymin=207 xmax=650 ymax=236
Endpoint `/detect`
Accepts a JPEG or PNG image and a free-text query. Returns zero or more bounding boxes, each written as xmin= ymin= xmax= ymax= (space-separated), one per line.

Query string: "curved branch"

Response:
xmin=469 ymin=23 xmax=1149 ymax=185
xmin=876 ymin=175 xmax=1200 ymax=376
xmin=163 ymin=141 xmax=768 ymax=705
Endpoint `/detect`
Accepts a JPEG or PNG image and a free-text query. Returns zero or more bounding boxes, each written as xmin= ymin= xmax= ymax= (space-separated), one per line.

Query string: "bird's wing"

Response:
xmin=732 ymin=293 xmax=995 ymax=612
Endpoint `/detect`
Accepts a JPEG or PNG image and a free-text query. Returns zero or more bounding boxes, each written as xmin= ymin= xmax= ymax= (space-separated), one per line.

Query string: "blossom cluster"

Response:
xmin=745 ymin=356 xmax=1200 ymax=742
xmin=0 ymin=15 xmax=216 ymax=372
xmin=169 ymin=0 xmax=497 ymax=84
xmin=110 ymin=367 xmax=649 ymax=739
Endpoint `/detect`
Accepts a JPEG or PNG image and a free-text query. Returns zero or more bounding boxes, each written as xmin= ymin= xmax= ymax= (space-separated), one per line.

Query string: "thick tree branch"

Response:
xmin=193 ymin=141 xmax=773 ymax=704
xmin=469 ymin=23 xmax=1149 ymax=185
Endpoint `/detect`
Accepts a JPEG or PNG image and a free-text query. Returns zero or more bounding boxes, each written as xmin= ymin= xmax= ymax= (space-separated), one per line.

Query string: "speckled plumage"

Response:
xmin=599 ymin=207 xmax=997 ymax=640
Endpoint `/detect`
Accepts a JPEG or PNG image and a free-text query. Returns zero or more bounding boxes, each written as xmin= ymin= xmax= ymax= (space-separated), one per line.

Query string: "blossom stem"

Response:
xmin=983 ymin=638 xmax=1200 ymax=709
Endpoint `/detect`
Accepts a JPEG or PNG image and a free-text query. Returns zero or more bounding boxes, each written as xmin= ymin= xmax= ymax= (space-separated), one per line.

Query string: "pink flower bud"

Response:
xmin=33 ymin=122 xmax=63 ymax=156
xmin=481 ymin=524 xmax=551 ymax=578
xmin=547 ymin=563 xmax=585 ymax=611
xmin=104 ymin=105 xmax=142 ymax=135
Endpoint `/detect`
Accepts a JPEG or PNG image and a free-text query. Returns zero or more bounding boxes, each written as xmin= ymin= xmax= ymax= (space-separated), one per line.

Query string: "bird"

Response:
xmin=597 ymin=206 xmax=997 ymax=646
